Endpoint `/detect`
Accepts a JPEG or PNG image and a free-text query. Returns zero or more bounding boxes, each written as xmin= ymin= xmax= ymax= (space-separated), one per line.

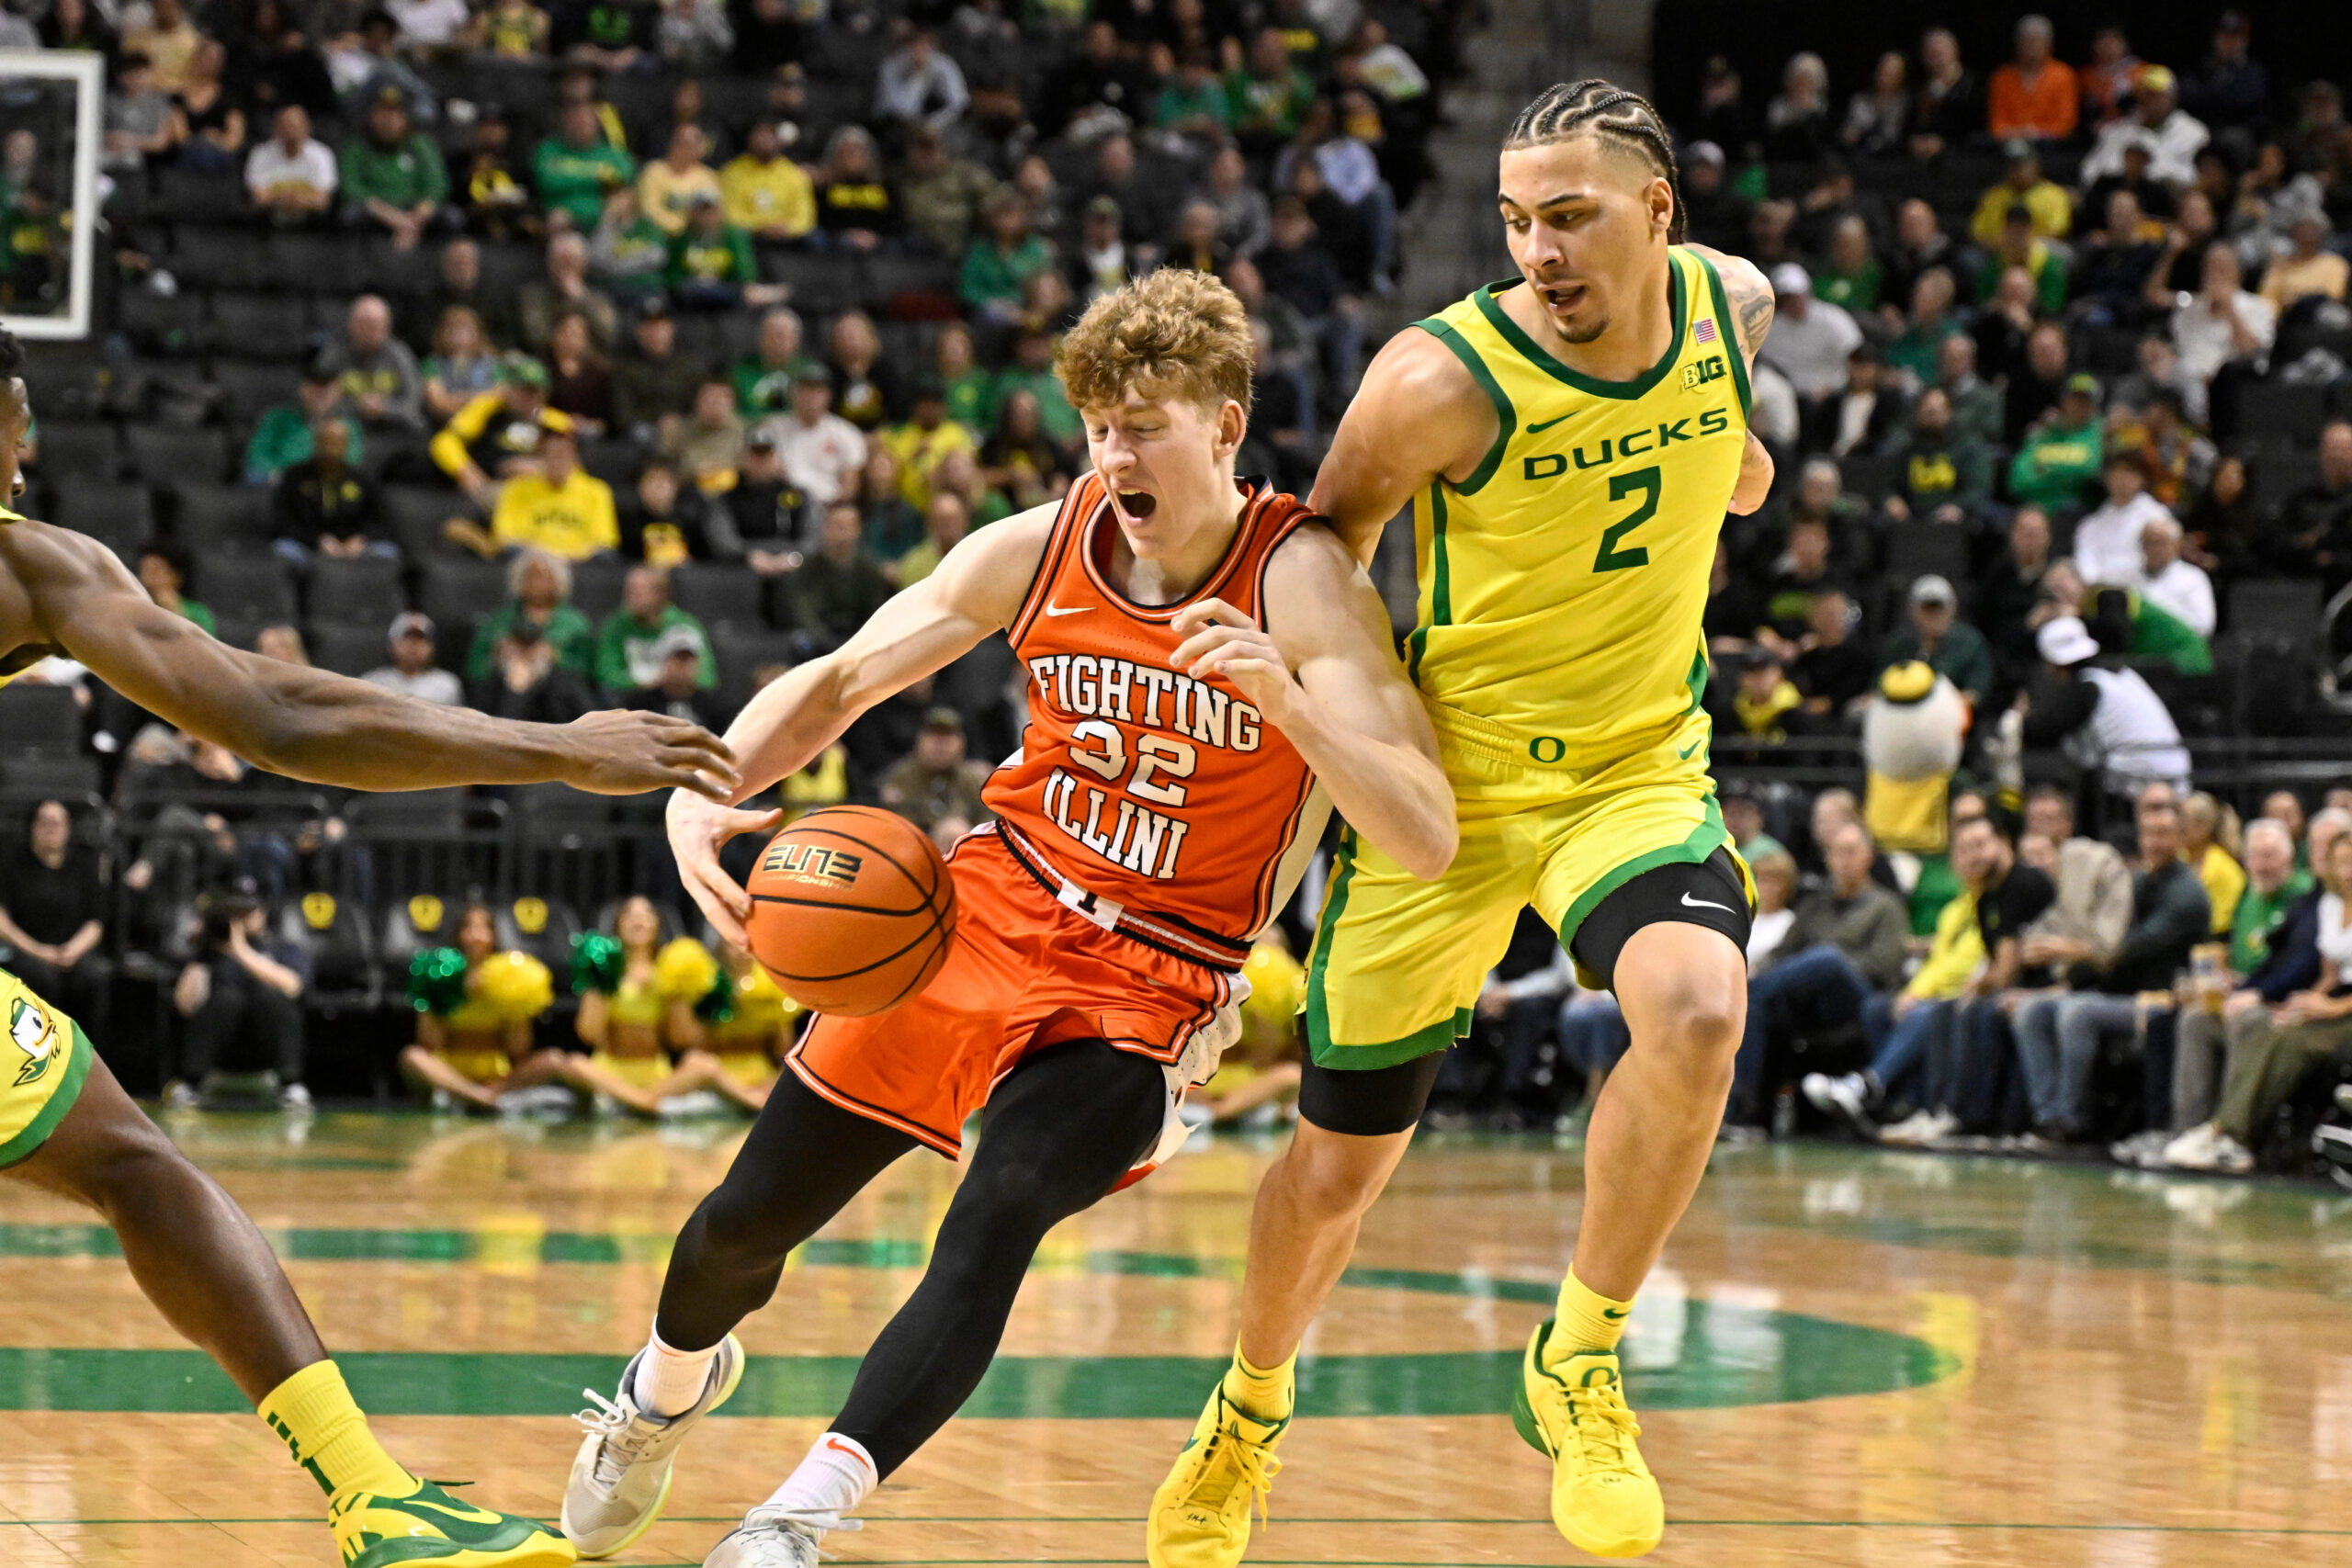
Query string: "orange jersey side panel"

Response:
xmin=983 ymin=473 xmax=1322 ymax=959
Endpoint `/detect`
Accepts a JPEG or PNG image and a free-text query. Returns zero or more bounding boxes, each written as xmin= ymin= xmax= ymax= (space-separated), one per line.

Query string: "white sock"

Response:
xmin=632 ymin=1328 xmax=722 ymax=1418
xmin=765 ymin=1433 xmax=876 ymax=1517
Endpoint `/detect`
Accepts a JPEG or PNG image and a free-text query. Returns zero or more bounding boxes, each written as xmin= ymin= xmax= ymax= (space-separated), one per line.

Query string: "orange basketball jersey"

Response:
xmin=983 ymin=471 xmax=1329 ymax=969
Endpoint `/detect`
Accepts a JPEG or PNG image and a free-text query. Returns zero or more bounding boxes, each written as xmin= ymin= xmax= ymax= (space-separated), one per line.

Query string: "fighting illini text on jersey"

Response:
xmin=984 ymin=470 xmax=1326 ymax=968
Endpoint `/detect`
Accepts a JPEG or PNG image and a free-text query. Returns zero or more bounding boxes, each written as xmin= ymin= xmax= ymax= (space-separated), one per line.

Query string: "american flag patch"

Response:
xmin=1694 ymin=318 xmax=1718 ymax=344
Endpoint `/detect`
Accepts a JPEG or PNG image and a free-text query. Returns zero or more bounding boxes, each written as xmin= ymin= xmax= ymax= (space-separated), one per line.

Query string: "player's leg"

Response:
xmin=1517 ymin=829 xmax=1751 ymax=1562
xmin=1149 ymin=826 xmax=1522 ymax=1568
xmin=564 ymin=1067 xmax=918 ymax=1557
xmin=707 ymin=1038 xmax=1164 ymax=1566
xmin=4 ymin=982 xmax=571 ymax=1567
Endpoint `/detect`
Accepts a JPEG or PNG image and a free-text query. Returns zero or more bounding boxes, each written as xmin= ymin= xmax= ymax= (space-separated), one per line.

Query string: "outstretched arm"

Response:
xmin=1171 ymin=525 xmax=1456 ymax=879
xmin=666 ymin=500 xmax=1056 ymax=942
xmin=5 ymin=524 xmax=734 ymax=797
xmin=1307 ymin=325 xmax=1497 ymax=566
xmin=1688 ymin=244 xmax=1777 ymax=516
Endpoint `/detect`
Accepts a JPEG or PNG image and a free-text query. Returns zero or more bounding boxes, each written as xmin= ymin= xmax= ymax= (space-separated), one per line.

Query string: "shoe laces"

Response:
xmin=573 ymin=1387 xmax=673 ymax=1490
xmin=1188 ymin=1404 xmax=1283 ymax=1526
xmin=737 ymin=1505 xmax=863 ymax=1563
xmin=1564 ymin=1378 xmax=1644 ymax=1476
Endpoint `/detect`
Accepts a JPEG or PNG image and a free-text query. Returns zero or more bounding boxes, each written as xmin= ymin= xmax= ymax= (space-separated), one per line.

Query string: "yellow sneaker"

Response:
xmin=1510 ymin=1318 xmax=1664 ymax=1558
xmin=332 ymin=1478 xmax=577 ymax=1568
xmin=1145 ymin=1383 xmax=1287 ymax=1568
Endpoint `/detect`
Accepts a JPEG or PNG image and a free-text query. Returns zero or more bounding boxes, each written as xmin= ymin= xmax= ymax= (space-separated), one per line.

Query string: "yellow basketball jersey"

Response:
xmin=1407 ymin=246 xmax=1751 ymax=763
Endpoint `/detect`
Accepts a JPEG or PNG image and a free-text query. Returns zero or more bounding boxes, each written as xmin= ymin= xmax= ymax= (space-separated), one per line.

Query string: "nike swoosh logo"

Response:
xmin=1677 ymin=739 xmax=1703 ymax=759
xmin=1527 ymin=413 xmax=1575 ymax=433
xmin=1680 ymin=892 xmax=1734 ymax=914
xmin=825 ymin=1436 xmax=875 ymax=1471
xmin=1601 ymin=1306 xmax=1630 ymax=1320
xmin=1044 ymin=604 xmax=1090 ymax=616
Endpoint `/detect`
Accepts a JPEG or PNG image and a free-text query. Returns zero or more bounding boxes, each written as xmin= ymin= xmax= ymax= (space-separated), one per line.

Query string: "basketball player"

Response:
xmin=0 ymin=327 xmax=736 ymax=1568
xmin=561 ymin=269 xmax=1455 ymax=1568
xmin=1148 ymin=81 xmax=1776 ymax=1562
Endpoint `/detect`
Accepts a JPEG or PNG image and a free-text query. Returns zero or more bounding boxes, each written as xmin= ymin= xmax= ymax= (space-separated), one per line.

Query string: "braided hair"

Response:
xmin=1505 ymin=80 xmax=1685 ymax=244
xmin=0 ymin=326 xmax=21 ymax=378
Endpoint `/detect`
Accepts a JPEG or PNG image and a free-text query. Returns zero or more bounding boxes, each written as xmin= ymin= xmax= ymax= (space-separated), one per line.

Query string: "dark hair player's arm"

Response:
xmin=1684 ymin=243 xmax=1776 ymax=515
xmin=1 ymin=521 xmax=736 ymax=796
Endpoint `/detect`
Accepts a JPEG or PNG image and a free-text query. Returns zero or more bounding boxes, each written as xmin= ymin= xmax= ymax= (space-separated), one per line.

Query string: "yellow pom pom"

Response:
xmin=475 ymin=951 xmax=554 ymax=1021
xmin=655 ymin=938 xmax=721 ymax=1003
xmin=1240 ymin=942 xmax=1306 ymax=1030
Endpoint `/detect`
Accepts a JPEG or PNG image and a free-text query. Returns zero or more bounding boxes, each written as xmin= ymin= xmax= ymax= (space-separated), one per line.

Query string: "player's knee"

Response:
xmin=692 ymin=1183 xmax=802 ymax=1274
xmin=1636 ymin=983 xmax=1744 ymax=1079
xmin=68 ymin=1112 xmax=195 ymax=1213
xmin=1275 ymin=1131 xmax=1396 ymax=1221
xmin=955 ymin=1157 xmax=1081 ymax=1243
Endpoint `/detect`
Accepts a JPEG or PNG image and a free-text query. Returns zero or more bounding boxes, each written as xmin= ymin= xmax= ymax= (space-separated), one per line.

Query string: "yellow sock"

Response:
xmin=258 ymin=1360 xmax=416 ymax=1506
xmin=1221 ymin=1341 xmax=1295 ymax=1424
xmin=1551 ymin=1267 xmax=1635 ymax=1358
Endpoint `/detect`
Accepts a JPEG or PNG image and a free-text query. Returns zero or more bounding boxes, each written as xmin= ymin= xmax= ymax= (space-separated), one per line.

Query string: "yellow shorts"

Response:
xmin=709 ymin=1051 xmax=777 ymax=1089
xmin=0 ymin=968 xmax=95 ymax=1166
xmin=433 ymin=1045 xmax=513 ymax=1085
xmin=1306 ymin=704 xmax=1747 ymax=1070
xmin=591 ymin=1051 xmax=673 ymax=1090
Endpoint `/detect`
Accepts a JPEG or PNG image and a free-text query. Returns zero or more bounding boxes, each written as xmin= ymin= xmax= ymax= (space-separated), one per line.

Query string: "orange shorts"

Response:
xmin=787 ymin=829 xmax=1238 ymax=1156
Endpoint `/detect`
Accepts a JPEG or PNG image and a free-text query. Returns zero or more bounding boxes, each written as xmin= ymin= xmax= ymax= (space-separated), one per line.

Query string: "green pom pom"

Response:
xmin=694 ymin=968 xmax=737 ymax=1025
xmin=570 ymin=931 xmax=625 ymax=995
xmin=405 ymin=947 xmax=469 ymax=1016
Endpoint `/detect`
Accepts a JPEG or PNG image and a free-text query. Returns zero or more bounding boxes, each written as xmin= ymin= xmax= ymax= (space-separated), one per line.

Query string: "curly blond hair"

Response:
xmin=1054 ymin=268 xmax=1254 ymax=417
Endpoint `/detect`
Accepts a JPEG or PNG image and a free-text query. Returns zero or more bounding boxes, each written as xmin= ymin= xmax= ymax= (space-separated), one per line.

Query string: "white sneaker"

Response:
xmin=704 ymin=1506 xmax=862 ymax=1567
xmin=278 ymin=1082 xmax=313 ymax=1111
xmin=2210 ymin=1134 xmax=2255 ymax=1175
xmin=2162 ymin=1123 xmax=2222 ymax=1169
xmin=499 ymin=1084 xmax=576 ymax=1119
xmin=2108 ymin=1128 xmax=2169 ymax=1168
xmin=563 ymin=1335 xmax=746 ymax=1557
xmin=163 ymin=1080 xmax=201 ymax=1111
xmin=1881 ymin=1110 xmax=1954 ymax=1146
xmin=1804 ymin=1072 xmax=1875 ymax=1136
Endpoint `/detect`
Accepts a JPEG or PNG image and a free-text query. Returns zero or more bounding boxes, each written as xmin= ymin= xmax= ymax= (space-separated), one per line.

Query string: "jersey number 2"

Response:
xmin=1595 ymin=466 xmax=1659 ymax=573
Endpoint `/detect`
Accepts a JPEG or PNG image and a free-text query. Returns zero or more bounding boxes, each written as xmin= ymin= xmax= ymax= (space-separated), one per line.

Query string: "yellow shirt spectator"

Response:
xmin=877 ymin=414 xmax=977 ymax=510
xmin=1969 ymin=178 xmax=2073 ymax=247
xmin=2197 ymin=842 xmax=2246 ymax=936
xmin=492 ymin=443 xmax=619 ymax=558
xmin=1905 ymin=890 xmax=1986 ymax=1001
xmin=639 ymin=133 xmax=723 ymax=235
xmin=720 ymin=149 xmax=816 ymax=241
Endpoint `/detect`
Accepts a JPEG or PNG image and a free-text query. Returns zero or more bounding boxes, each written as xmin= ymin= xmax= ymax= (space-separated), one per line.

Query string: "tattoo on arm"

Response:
xmin=1729 ymin=267 xmax=1775 ymax=364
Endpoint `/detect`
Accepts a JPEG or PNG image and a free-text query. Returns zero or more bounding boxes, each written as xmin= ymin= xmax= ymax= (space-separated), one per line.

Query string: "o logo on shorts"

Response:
xmin=1529 ymin=736 xmax=1567 ymax=764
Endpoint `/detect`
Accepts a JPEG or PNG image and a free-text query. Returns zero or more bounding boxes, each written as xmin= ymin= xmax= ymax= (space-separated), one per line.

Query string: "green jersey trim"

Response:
xmin=1690 ymin=249 xmax=1754 ymax=422
xmin=1469 ymin=254 xmax=1688 ymax=400
xmin=0 ymin=1016 xmax=93 ymax=1169
xmin=1410 ymin=316 xmax=1516 ymax=495
xmin=1552 ymin=794 xmax=1735 ymax=961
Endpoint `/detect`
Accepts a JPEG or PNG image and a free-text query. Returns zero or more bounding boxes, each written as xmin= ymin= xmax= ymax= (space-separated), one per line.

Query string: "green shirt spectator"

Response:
xmin=466 ymin=600 xmax=594 ymax=682
xmin=339 ymin=91 xmax=448 ymax=232
xmin=1155 ymin=64 xmax=1232 ymax=139
xmin=958 ymin=196 xmax=1053 ymax=321
xmin=1975 ymin=221 xmax=2070 ymax=313
xmin=534 ymin=103 xmax=637 ymax=230
xmin=2008 ymin=382 xmax=2104 ymax=511
xmin=2116 ymin=591 xmax=2213 ymax=676
xmin=2230 ymin=867 xmax=2313 ymax=976
xmin=1226 ymin=31 xmax=1316 ymax=143
xmin=244 ymin=405 xmax=365 ymax=483
xmin=667 ymin=210 xmax=757 ymax=292
xmin=592 ymin=603 xmax=714 ymax=694
xmin=1879 ymin=577 xmax=1996 ymax=705
xmin=988 ymin=343 xmax=1083 ymax=449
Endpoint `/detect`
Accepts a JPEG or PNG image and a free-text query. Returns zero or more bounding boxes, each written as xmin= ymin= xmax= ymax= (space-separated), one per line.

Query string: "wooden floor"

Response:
xmin=2 ymin=1111 xmax=2349 ymax=1567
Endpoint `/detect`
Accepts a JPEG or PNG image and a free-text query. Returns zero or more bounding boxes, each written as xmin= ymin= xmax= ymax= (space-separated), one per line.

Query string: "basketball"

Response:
xmin=743 ymin=807 xmax=958 ymax=1017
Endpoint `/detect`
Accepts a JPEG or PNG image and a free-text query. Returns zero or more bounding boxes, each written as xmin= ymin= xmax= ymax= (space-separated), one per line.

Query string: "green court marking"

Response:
xmin=0 ymin=1292 xmax=1950 ymax=1416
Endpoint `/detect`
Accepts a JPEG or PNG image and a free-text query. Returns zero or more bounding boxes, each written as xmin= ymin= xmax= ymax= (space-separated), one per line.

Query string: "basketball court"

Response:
xmin=0 ymin=1113 xmax=2343 ymax=1566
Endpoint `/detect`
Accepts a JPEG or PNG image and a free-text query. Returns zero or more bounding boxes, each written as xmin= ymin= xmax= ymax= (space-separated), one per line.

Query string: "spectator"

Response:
xmin=406 ymin=237 xmax=515 ymax=355
xmin=125 ymin=0 xmax=203 ymax=94
xmin=1744 ymin=840 xmax=1801 ymax=964
xmin=457 ymin=424 xmax=616 ymax=560
xmin=465 ymin=549 xmax=593 ymax=682
xmin=1040 ymin=19 xmax=1150 ymax=139
xmin=2079 ymin=23 xmax=2143 ymax=129
xmin=2169 ymin=243 xmax=2273 ymax=424
xmin=933 ymin=322 xmax=990 ymax=431
xmin=245 ymin=103 xmax=337 ymax=225
xmin=666 ymin=192 xmax=781 ymax=310
xmin=1066 ymin=196 xmax=1136 ymax=309
xmin=783 ymin=500 xmax=892 ymax=634
xmin=243 ymin=0 xmax=338 ymax=127
xmin=1788 ymin=588 xmax=1873 ymax=718
xmin=170 ymin=39 xmax=247 ymax=172
xmin=656 ymin=0 xmax=731 ymax=71
xmin=244 ymin=355 xmax=363 ymax=482
xmin=430 ymin=353 xmax=574 ymax=503
xmin=639 ymin=124 xmax=721 ymax=237
xmin=2081 ymin=64 xmax=2209 ymax=189
xmin=422 ymin=305 xmax=502 ymax=423
xmin=1842 ymin=50 xmax=1912 ymax=157
xmin=340 ymin=86 xmax=447 ymax=250
xmin=2110 ymin=385 xmax=2210 ymax=511
xmin=1976 ymin=203 xmax=2069 ymax=313
xmin=1881 ymin=576 xmax=1994 ymax=708
xmin=771 ymin=369 xmax=865 ymax=512
xmin=334 ymin=10 xmax=437 ymax=128
xmin=982 ymin=388 xmax=1073 ymax=511
xmin=2134 ymin=516 xmax=2214 ymax=638
xmin=2073 ymin=450 xmax=2175 ymax=587
xmin=452 ymin=114 xmax=533 ymax=242
xmin=589 ymin=186 xmax=672 ymax=300
xmin=39 ymin=0 xmax=118 ymax=58
xmin=1814 ymin=216 xmax=1882 ymax=316
xmin=2074 ymin=189 xmax=2165 ymax=323
xmin=824 ymin=311 xmax=899 ymax=433
xmin=874 ymin=27 xmax=967 ymax=134
xmin=364 ymin=612 xmax=461 ymax=705
xmin=2022 ymin=615 xmax=2190 ymax=799
xmin=609 ymin=299 xmax=703 ymax=443
xmin=616 ymin=461 xmax=712 ymax=569
xmin=1883 ymin=270 xmax=1963 ymax=397
xmin=518 ymin=231 xmax=620 ymax=356
xmin=0 ymin=801 xmax=107 ymax=1027
xmin=477 ymin=0 xmax=550 ymax=59
xmin=894 ymin=491 xmax=969 ymax=587
xmin=2181 ymin=10 xmax=2269 ymax=135
xmin=1075 ymin=133 xmax=1167 ymax=257
xmin=1979 ymin=505 xmax=2054 ymax=676
xmin=1227 ymin=27 xmax=1317 ymax=159
xmin=1884 ymin=389 xmax=1991 ymax=526
xmin=720 ymin=119 xmax=816 ymax=247
xmin=1763 ymin=51 xmax=1833 ymax=163
xmin=1194 ymin=145 xmax=1272 ymax=263
xmin=878 ymin=386 xmax=977 ymax=513
xmin=718 ymin=428 xmax=798 ymax=551
xmin=2183 ymin=791 xmax=2245 ymax=935
xmin=323 ymin=295 xmax=425 ymax=431
xmin=2009 ymin=373 xmax=2106 ymax=513
xmin=880 ymin=706 xmax=990 ymax=832
xmin=1258 ymin=197 xmax=1359 ymax=389
xmin=1988 ymin=16 xmax=2077 ymax=142
xmin=961 ymin=191 xmax=1055 ymax=324
xmin=169 ymin=888 xmax=311 ymax=1111
xmin=663 ymin=378 xmax=747 ymax=491
xmin=1758 ymin=262 xmax=1862 ymax=418
xmin=2011 ymin=786 xmax=2206 ymax=1145
xmin=545 ymin=310 xmax=612 ymax=435
xmin=625 ymin=626 xmax=728 ymax=728
xmin=1909 ymin=27 xmax=1983 ymax=162
xmin=535 ymin=101 xmax=636 ymax=231
xmin=1157 ymin=47 xmax=1234 ymax=150
xmin=2259 ymin=212 xmax=2348 ymax=312
xmin=594 ymin=564 xmax=715 ymax=694
xmin=2050 ymin=558 xmax=2212 ymax=677
xmin=272 ymin=419 xmax=381 ymax=560
xmin=2165 ymin=817 xmax=2314 ymax=1138
xmin=2018 ymin=789 xmax=2137 ymax=981
xmin=134 ymin=544 xmax=211 ymax=634
xmin=814 ymin=126 xmax=899 ymax=252
xmin=2267 ymin=421 xmax=2352 ymax=589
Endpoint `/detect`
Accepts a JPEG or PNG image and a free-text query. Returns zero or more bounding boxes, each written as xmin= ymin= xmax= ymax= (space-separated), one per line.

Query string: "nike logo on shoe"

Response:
xmin=1679 ymin=892 xmax=1734 ymax=914
xmin=1044 ymin=603 xmax=1090 ymax=616
xmin=1527 ymin=412 xmax=1576 ymax=433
